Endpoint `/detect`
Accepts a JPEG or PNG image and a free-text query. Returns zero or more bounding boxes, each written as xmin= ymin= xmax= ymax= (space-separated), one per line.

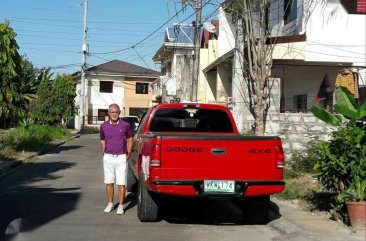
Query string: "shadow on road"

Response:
xmin=45 ymin=145 xmax=83 ymax=154
xmin=0 ymin=161 xmax=81 ymax=241
xmin=124 ymin=193 xmax=282 ymax=225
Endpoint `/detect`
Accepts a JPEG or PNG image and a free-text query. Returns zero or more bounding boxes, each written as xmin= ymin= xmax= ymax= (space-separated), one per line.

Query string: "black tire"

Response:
xmin=241 ymin=195 xmax=270 ymax=224
xmin=126 ymin=164 xmax=137 ymax=193
xmin=137 ymin=173 xmax=159 ymax=222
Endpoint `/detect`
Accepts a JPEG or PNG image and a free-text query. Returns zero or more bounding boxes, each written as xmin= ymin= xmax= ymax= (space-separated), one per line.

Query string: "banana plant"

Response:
xmin=311 ymin=86 xmax=366 ymax=126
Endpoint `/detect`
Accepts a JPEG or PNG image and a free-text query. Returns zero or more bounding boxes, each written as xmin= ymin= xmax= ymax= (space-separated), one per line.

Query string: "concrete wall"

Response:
xmin=217 ymin=65 xmax=231 ymax=102
xmin=218 ymin=7 xmax=235 ymax=57
xmin=267 ymin=113 xmax=336 ymax=152
xmin=198 ymin=40 xmax=218 ymax=102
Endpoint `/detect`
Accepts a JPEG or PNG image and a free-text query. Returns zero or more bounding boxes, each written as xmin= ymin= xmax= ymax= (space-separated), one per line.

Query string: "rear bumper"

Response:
xmin=148 ymin=180 xmax=285 ymax=197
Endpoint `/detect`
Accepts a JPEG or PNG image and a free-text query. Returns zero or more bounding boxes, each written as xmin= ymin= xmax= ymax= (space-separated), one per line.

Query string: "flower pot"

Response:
xmin=346 ymin=201 xmax=366 ymax=229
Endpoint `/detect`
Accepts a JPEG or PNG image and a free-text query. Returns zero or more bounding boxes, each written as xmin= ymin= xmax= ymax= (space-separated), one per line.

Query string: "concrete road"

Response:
xmin=0 ymin=134 xmax=282 ymax=241
xmin=0 ymin=134 xmax=364 ymax=241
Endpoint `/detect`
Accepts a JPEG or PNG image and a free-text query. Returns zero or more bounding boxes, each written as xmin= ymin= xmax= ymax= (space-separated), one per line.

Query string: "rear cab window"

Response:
xmin=149 ymin=107 xmax=233 ymax=133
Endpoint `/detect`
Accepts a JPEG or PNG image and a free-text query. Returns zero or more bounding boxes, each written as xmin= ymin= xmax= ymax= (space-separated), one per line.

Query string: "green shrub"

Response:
xmin=314 ymin=124 xmax=366 ymax=193
xmin=311 ymin=86 xmax=366 ymax=223
xmin=0 ymin=124 xmax=71 ymax=156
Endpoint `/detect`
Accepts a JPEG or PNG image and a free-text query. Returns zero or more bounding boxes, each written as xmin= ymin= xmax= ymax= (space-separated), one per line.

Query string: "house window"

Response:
xmin=98 ymin=109 xmax=108 ymax=121
xmin=136 ymin=82 xmax=149 ymax=94
xmin=284 ymin=0 xmax=297 ymax=25
xmin=280 ymin=97 xmax=286 ymax=113
xmin=129 ymin=107 xmax=148 ymax=117
xmin=100 ymin=81 xmax=113 ymax=93
xmin=294 ymin=94 xmax=307 ymax=112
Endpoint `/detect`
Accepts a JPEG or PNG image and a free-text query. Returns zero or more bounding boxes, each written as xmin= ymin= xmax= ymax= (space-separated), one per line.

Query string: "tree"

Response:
xmin=0 ymin=20 xmax=22 ymax=128
xmin=49 ymin=73 xmax=76 ymax=126
xmin=31 ymin=72 xmax=76 ymax=126
xmin=179 ymin=0 xmax=321 ymax=135
xmin=31 ymin=69 xmax=53 ymax=124
xmin=224 ymin=0 xmax=303 ymax=135
xmin=178 ymin=0 xmax=286 ymax=135
xmin=18 ymin=56 xmax=40 ymax=124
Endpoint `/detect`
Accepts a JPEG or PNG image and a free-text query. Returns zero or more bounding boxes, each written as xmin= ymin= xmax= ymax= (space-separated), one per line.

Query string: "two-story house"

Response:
xmin=74 ymin=60 xmax=159 ymax=129
xmin=206 ymin=0 xmax=365 ymax=149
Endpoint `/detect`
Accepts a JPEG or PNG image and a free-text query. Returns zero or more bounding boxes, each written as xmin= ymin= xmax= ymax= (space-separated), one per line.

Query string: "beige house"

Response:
xmin=74 ymin=60 xmax=159 ymax=128
xmin=198 ymin=20 xmax=230 ymax=105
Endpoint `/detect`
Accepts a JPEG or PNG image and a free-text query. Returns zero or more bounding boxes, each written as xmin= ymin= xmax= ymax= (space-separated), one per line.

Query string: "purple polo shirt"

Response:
xmin=100 ymin=118 xmax=133 ymax=155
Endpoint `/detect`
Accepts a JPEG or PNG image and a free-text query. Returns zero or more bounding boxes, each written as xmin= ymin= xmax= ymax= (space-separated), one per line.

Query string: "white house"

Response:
xmin=205 ymin=0 xmax=365 ymax=149
xmin=73 ymin=60 xmax=159 ymax=129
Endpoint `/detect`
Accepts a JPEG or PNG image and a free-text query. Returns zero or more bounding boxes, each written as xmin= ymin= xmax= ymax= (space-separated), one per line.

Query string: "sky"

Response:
xmin=0 ymin=0 xmax=220 ymax=74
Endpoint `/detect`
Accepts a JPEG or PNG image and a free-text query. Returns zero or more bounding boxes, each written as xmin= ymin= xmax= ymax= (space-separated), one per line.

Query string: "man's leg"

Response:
xmin=115 ymin=155 xmax=127 ymax=214
xmin=118 ymin=185 xmax=126 ymax=206
xmin=104 ymin=183 xmax=114 ymax=212
xmin=103 ymin=154 xmax=115 ymax=212
xmin=106 ymin=184 xmax=114 ymax=203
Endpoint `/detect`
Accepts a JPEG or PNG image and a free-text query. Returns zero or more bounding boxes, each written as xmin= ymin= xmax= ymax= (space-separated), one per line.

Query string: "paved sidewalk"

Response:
xmin=269 ymin=198 xmax=366 ymax=241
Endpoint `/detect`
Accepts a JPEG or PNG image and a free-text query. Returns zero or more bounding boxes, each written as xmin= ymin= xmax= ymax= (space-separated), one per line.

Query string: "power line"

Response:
xmin=90 ymin=7 xmax=187 ymax=55
xmin=1 ymin=15 xmax=164 ymax=25
xmin=19 ymin=47 xmax=80 ymax=53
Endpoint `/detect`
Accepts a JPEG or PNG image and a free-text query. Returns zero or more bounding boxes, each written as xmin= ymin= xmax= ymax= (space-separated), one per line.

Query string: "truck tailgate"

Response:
xmin=155 ymin=135 xmax=283 ymax=181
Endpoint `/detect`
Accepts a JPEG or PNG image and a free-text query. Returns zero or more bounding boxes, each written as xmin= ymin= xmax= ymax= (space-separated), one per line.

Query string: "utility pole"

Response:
xmin=79 ymin=0 xmax=88 ymax=130
xmin=191 ymin=0 xmax=202 ymax=102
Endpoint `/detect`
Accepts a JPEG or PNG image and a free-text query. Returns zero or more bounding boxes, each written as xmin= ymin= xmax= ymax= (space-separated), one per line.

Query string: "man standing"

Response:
xmin=100 ymin=104 xmax=133 ymax=215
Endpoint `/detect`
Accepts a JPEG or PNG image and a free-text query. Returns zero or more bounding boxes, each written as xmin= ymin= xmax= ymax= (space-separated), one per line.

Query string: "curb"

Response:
xmin=0 ymin=160 xmax=23 ymax=177
xmin=268 ymin=209 xmax=303 ymax=235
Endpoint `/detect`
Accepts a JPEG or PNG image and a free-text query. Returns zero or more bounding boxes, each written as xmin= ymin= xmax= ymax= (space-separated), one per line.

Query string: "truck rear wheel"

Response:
xmin=241 ymin=195 xmax=270 ymax=224
xmin=137 ymin=173 xmax=159 ymax=222
xmin=126 ymin=164 xmax=137 ymax=193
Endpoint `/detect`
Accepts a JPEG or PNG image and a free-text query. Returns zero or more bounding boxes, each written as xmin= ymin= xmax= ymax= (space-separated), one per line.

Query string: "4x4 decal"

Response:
xmin=249 ymin=148 xmax=272 ymax=154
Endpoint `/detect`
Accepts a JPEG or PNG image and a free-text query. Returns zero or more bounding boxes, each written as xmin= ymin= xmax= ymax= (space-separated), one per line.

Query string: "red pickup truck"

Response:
xmin=128 ymin=103 xmax=285 ymax=222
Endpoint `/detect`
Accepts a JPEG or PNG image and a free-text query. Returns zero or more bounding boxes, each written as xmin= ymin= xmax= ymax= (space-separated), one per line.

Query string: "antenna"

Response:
xmin=203 ymin=22 xmax=216 ymax=33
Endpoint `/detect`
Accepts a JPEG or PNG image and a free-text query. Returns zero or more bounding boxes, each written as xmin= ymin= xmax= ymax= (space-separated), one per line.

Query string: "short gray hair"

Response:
xmin=108 ymin=103 xmax=120 ymax=112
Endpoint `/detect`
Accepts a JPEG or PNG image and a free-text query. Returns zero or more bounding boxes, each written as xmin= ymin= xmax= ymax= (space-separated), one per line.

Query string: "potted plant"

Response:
xmin=338 ymin=176 xmax=366 ymax=229
xmin=311 ymin=86 xmax=366 ymax=228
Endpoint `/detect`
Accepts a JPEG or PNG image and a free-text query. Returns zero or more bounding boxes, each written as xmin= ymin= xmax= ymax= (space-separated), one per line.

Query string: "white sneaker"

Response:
xmin=104 ymin=203 xmax=114 ymax=212
xmin=116 ymin=205 xmax=124 ymax=215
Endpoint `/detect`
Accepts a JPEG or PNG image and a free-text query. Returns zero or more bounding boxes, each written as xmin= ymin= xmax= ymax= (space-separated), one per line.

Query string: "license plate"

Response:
xmin=204 ymin=180 xmax=235 ymax=193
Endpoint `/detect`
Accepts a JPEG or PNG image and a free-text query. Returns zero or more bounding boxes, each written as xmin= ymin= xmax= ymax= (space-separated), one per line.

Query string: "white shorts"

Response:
xmin=103 ymin=153 xmax=127 ymax=185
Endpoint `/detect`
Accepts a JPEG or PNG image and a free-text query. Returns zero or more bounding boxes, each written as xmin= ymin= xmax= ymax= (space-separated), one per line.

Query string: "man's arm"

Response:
xmin=100 ymin=140 xmax=106 ymax=153
xmin=127 ymin=136 xmax=133 ymax=160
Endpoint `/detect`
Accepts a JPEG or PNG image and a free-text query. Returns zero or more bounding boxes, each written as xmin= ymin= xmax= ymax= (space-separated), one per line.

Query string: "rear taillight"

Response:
xmin=150 ymin=137 xmax=161 ymax=167
xmin=275 ymin=145 xmax=285 ymax=169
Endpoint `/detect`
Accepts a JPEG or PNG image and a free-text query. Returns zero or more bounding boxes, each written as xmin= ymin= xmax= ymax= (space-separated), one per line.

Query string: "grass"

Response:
xmin=275 ymin=170 xmax=320 ymax=200
xmin=274 ymin=167 xmax=338 ymax=215
xmin=0 ymin=124 xmax=72 ymax=161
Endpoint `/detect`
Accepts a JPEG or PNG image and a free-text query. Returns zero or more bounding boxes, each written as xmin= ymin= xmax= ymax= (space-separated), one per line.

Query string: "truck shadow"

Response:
xmin=125 ymin=192 xmax=282 ymax=225
xmin=162 ymin=198 xmax=281 ymax=225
